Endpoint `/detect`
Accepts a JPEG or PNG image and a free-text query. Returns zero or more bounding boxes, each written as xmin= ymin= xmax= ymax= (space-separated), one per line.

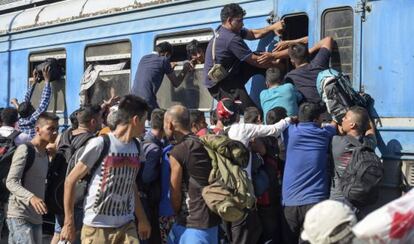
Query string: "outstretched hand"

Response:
xmin=42 ymin=64 xmax=52 ymax=82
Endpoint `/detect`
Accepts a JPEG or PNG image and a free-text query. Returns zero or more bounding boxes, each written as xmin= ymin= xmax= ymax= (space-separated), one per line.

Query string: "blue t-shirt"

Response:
xmin=159 ymin=144 xmax=174 ymax=217
xmin=260 ymin=83 xmax=302 ymax=120
xmin=203 ymin=26 xmax=252 ymax=88
xmin=282 ymin=123 xmax=336 ymax=206
xmin=131 ymin=53 xmax=174 ymax=109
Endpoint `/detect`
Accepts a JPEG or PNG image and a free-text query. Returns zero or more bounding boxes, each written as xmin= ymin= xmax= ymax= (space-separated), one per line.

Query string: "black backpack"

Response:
xmin=317 ymin=69 xmax=371 ymax=123
xmin=0 ymin=136 xmax=36 ymax=203
xmin=338 ymin=136 xmax=384 ymax=208
xmin=45 ymin=129 xmax=95 ymax=214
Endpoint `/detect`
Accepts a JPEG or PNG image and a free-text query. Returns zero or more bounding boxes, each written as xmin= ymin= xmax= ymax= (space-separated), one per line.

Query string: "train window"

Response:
xmin=154 ymin=29 xmax=214 ymax=111
xmin=281 ymin=14 xmax=309 ymax=72
xmin=83 ymin=41 xmax=131 ymax=105
xmin=322 ymin=8 xmax=353 ymax=79
xmin=28 ymin=49 xmax=66 ymax=114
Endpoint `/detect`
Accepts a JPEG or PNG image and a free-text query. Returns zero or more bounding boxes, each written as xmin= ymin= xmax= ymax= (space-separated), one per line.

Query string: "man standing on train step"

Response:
xmin=203 ymin=3 xmax=285 ymax=111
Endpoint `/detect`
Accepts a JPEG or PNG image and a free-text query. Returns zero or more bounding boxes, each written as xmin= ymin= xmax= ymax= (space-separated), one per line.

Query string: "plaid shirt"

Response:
xmin=18 ymin=82 xmax=52 ymax=138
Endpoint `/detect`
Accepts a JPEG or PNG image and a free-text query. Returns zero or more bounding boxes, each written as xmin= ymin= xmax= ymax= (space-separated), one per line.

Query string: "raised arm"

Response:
xmin=29 ymin=66 xmax=52 ymax=123
xmin=166 ymin=62 xmax=193 ymax=88
xmin=244 ymin=20 xmax=285 ymax=40
xmin=309 ymin=36 xmax=334 ymax=55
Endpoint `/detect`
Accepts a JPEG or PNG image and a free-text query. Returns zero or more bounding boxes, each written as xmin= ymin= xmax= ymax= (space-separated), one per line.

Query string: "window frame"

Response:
xmin=27 ymin=48 xmax=67 ymax=114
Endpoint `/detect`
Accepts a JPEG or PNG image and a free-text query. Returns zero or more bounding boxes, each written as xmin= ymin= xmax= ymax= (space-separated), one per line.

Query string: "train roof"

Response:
xmin=0 ymin=0 xmax=188 ymax=35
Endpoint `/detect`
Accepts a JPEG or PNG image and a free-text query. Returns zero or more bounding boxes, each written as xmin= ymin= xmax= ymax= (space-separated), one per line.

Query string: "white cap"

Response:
xmin=301 ymin=200 xmax=357 ymax=244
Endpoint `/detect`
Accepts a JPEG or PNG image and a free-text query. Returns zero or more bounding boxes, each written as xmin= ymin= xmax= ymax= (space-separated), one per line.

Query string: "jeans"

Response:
xmin=167 ymin=224 xmax=218 ymax=244
xmin=6 ymin=218 xmax=42 ymax=244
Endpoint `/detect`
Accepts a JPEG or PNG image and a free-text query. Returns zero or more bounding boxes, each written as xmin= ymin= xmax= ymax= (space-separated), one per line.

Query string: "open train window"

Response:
xmin=28 ymin=49 xmax=66 ymax=114
xmin=281 ymin=14 xmax=309 ymax=72
xmin=83 ymin=40 xmax=131 ymax=105
xmin=154 ymin=29 xmax=214 ymax=111
xmin=322 ymin=7 xmax=354 ymax=79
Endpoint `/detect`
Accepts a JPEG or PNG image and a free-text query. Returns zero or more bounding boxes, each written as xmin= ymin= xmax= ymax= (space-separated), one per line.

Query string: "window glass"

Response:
xmin=83 ymin=41 xmax=131 ymax=105
xmin=322 ymin=8 xmax=354 ymax=79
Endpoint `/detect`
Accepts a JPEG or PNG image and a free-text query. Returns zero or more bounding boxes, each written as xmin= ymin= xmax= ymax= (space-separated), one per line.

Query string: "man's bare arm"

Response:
xmin=169 ymin=155 xmax=183 ymax=214
xmin=309 ymin=36 xmax=334 ymax=55
xmin=244 ymin=20 xmax=285 ymax=40
xmin=167 ymin=62 xmax=192 ymax=88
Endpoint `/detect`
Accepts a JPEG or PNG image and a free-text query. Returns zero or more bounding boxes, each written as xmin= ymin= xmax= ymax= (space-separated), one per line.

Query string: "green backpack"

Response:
xmin=195 ymin=134 xmax=256 ymax=222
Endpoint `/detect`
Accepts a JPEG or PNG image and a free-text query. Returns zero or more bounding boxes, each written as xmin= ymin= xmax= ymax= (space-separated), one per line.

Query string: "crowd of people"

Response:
xmin=0 ymin=3 xmax=413 ymax=244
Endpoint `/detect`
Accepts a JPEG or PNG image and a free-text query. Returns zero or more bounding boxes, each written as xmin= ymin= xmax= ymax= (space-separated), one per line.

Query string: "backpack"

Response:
xmin=45 ymin=129 xmax=95 ymax=214
xmin=191 ymin=134 xmax=256 ymax=222
xmin=0 ymin=140 xmax=36 ymax=203
xmin=317 ymin=69 xmax=370 ymax=123
xmin=338 ymin=136 xmax=384 ymax=208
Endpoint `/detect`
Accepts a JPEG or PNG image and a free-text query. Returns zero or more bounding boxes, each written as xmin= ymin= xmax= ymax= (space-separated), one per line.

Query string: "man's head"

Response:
xmin=216 ymin=98 xmax=241 ymax=126
xmin=221 ymin=3 xmax=246 ymax=33
xmin=186 ymin=40 xmax=205 ymax=64
xmin=1 ymin=107 xmax=19 ymax=127
xmin=266 ymin=107 xmax=287 ymax=124
xmin=69 ymin=109 xmax=80 ymax=129
xmin=244 ymin=107 xmax=262 ymax=124
xmin=266 ymin=67 xmax=282 ymax=87
xmin=156 ymin=42 xmax=173 ymax=58
xmin=150 ymin=108 xmax=166 ymax=132
xmin=35 ymin=112 xmax=59 ymax=143
xmin=210 ymin=109 xmax=218 ymax=126
xmin=190 ymin=110 xmax=207 ymax=134
xmin=301 ymin=200 xmax=357 ymax=244
xmin=298 ymin=102 xmax=324 ymax=123
xmin=288 ymin=43 xmax=309 ymax=67
xmin=341 ymin=106 xmax=370 ymax=135
xmin=76 ymin=104 xmax=102 ymax=132
xmin=17 ymin=102 xmax=35 ymax=119
xmin=164 ymin=105 xmax=191 ymax=141
xmin=116 ymin=95 xmax=149 ymax=137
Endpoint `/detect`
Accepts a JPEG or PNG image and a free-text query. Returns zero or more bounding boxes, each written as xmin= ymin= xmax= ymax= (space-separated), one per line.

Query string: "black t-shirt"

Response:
xmin=169 ymin=135 xmax=220 ymax=228
xmin=284 ymin=48 xmax=331 ymax=103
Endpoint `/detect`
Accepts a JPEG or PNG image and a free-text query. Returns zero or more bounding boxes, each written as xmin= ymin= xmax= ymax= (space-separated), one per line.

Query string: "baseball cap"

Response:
xmin=301 ymin=200 xmax=357 ymax=244
xmin=216 ymin=98 xmax=241 ymax=120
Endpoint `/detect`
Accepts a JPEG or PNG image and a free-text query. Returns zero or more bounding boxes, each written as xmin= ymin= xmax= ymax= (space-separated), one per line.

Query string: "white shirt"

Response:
xmin=0 ymin=126 xmax=30 ymax=145
xmin=226 ymin=117 xmax=291 ymax=178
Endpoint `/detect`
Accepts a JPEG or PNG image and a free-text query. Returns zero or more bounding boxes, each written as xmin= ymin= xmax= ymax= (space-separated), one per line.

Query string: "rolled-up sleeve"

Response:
xmin=6 ymin=145 xmax=35 ymax=205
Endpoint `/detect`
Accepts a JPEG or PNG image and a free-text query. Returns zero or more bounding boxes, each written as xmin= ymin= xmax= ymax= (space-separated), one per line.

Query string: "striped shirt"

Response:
xmin=18 ymin=82 xmax=52 ymax=138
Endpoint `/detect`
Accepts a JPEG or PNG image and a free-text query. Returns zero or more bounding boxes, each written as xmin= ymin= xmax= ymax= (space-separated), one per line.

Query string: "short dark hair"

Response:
xmin=77 ymin=105 xmax=101 ymax=125
xmin=117 ymin=95 xmax=149 ymax=125
xmin=156 ymin=42 xmax=173 ymax=55
xmin=348 ymin=106 xmax=370 ymax=134
xmin=210 ymin=109 xmax=218 ymax=125
xmin=220 ymin=3 xmax=246 ymax=23
xmin=150 ymin=108 xmax=165 ymax=130
xmin=186 ymin=39 xmax=201 ymax=59
xmin=69 ymin=109 xmax=80 ymax=129
xmin=35 ymin=112 xmax=59 ymax=126
xmin=266 ymin=107 xmax=287 ymax=124
xmin=288 ymin=43 xmax=309 ymax=63
xmin=298 ymin=102 xmax=323 ymax=123
xmin=266 ymin=67 xmax=282 ymax=85
xmin=1 ymin=107 xmax=18 ymax=126
xmin=17 ymin=102 xmax=35 ymax=119
xmin=244 ymin=107 xmax=261 ymax=124
xmin=190 ymin=110 xmax=205 ymax=127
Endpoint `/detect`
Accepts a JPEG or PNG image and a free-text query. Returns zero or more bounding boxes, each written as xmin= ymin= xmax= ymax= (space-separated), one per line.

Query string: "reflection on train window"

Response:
xmin=28 ymin=49 xmax=66 ymax=114
xmin=154 ymin=29 xmax=214 ymax=111
xmin=322 ymin=8 xmax=354 ymax=80
xmin=83 ymin=41 xmax=131 ymax=106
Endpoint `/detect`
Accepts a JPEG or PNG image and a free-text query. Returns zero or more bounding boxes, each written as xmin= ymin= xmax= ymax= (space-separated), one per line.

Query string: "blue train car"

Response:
xmin=0 ymin=0 xmax=413 ymax=204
